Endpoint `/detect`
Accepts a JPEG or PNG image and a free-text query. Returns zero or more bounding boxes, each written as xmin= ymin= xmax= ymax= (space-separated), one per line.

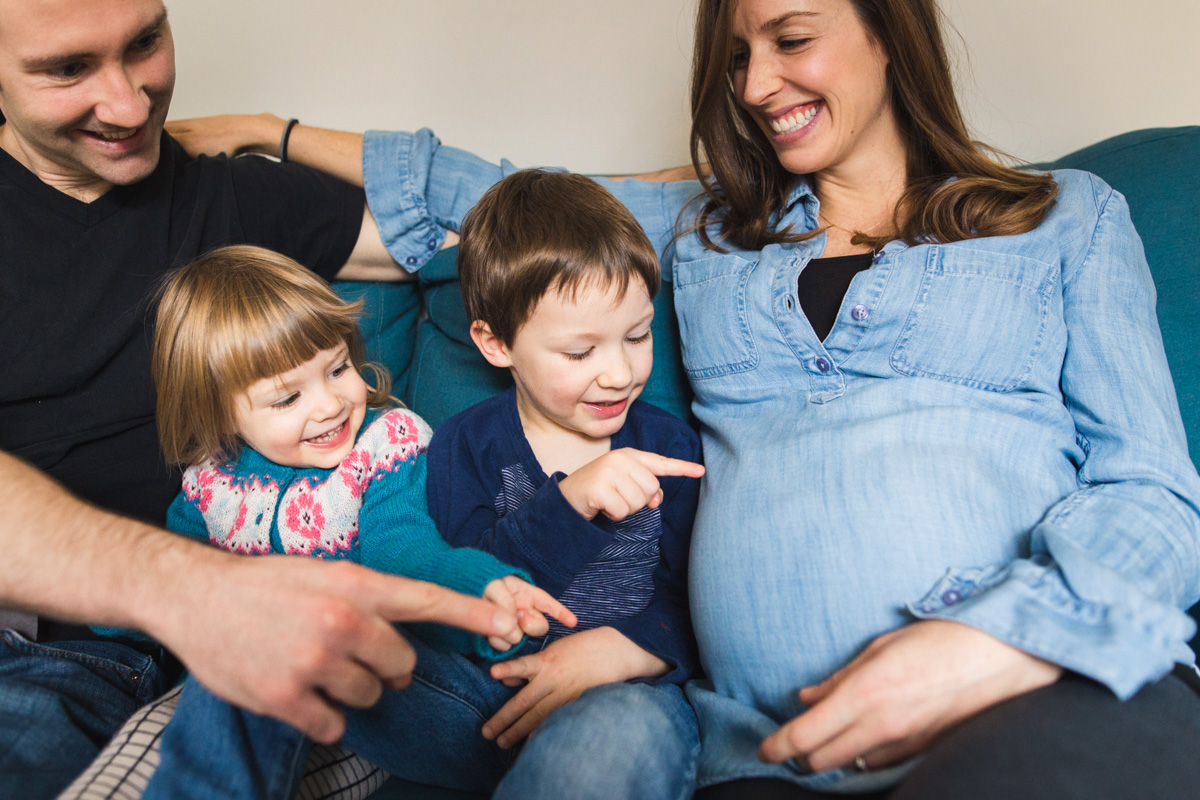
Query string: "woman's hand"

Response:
xmin=758 ymin=620 xmax=1062 ymax=773
xmin=166 ymin=113 xmax=287 ymax=158
xmin=481 ymin=626 xmax=669 ymax=748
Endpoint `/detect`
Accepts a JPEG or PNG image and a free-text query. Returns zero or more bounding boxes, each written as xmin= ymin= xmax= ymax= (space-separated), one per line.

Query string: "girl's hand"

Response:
xmin=483 ymin=575 xmax=576 ymax=651
xmin=482 ymin=626 xmax=669 ymax=748
xmin=757 ymin=620 xmax=1062 ymax=773
xmin=166 ymin=113 xmax=286 ymax=159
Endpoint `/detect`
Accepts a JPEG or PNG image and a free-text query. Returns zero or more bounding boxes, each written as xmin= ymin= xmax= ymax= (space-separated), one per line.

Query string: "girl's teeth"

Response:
xmin=307 ymin=423 xmax=343 ymax=443
xmin=770 ymin=104 xmax=819 ymax=134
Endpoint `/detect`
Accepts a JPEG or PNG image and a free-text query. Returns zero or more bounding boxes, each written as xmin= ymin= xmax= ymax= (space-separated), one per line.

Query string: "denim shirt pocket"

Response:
xmin=672 ymin=255 xmax=759 ymax=380
xmin=890 ymin=246 xmax=1055 ymax=392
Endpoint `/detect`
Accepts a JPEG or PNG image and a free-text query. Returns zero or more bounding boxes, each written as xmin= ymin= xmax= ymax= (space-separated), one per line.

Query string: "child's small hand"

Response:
xmin=558 ymin=448 xmax=704 ymax=522
xmin=482 ymin=575 xmax=577 ymax=651
xmin=481 ymin=626 xmax=670 ymax=748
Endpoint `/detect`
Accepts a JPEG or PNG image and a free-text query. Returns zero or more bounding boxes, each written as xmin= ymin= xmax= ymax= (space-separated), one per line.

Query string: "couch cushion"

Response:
xmin=332 ymin=279 xmax=422 ymax=386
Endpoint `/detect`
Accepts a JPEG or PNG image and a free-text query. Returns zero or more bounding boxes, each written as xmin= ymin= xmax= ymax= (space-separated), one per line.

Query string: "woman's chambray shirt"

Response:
xmin=363 ymin=130 xmax=1200 ymax=791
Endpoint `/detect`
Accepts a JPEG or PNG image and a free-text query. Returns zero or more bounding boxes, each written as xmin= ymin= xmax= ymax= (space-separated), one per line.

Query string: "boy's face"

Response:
xmin=489 ymin=278 xmax=655 ymax=445
xmin=233 ymin=344 xmax=369 ymax=470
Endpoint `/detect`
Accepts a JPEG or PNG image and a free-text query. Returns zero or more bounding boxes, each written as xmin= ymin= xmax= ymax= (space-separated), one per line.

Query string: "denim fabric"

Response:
xmin=341 ymin=635 xmax=517 ymax=794
xmin=349 ymin=637 xmax=699 ymax=800
xmin=363 ymin=129 xmax=1200 ymax=792
xmin=0 ymin=631 xmax=169 ymax=800
xmin=493 ymin=682 xmax=700 ymax=800
xmin=142 ymin=677 xmax=309 ymax=800
xmin=142 ymin=634 xmax=697 ymax=799
xmin=139 ymin=638 xmax=508 ymax=800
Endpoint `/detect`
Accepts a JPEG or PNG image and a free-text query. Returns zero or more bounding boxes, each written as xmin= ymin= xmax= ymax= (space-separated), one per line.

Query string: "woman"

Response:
xmin=171 ymin=0 xmax=1200 ymax=796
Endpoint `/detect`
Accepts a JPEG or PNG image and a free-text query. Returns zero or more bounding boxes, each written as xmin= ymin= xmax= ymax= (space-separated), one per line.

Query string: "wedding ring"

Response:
xmin=852 ymin=755 xmax=869 ymax=772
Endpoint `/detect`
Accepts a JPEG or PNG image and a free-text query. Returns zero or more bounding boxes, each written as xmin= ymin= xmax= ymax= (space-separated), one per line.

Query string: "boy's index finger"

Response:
xmin=636 ymin=451 xmax=706 ymax=478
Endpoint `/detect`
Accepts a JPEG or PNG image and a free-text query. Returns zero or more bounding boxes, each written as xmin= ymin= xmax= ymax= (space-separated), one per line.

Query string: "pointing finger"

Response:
xmin=372 ymin=574 xmax=517 ymax=639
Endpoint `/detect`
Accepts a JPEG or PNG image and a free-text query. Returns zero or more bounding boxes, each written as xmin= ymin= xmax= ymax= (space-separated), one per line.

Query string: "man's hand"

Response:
xmin=166 ymin=113 xmax=286 ymax=158
xmin=757 ymin=620 xmax=1062 ymax=773
xmin=149 ymin=553 xmax=517 ymax=744
xmin=481 ymin=626 xmax=669 ymax=748
xmin=483 ymin=575 xmax=577 ymax=650
xmin=557 ymin=448 xmax=704 ymax=522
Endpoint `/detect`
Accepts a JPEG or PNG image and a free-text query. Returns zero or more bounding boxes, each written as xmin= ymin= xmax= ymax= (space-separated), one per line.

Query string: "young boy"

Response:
xmin=414 ymin=170 xmax=706 ymax=800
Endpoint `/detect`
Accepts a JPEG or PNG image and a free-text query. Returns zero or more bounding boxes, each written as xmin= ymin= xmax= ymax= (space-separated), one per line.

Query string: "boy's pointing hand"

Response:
xmin=558 ymin=448 xmax=704 ymax=522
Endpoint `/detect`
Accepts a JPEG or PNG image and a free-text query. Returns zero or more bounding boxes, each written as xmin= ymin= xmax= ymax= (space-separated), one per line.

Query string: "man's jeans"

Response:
xmin=0 ymin=630 xmax=171 ymax=800
xmin=144 ymin=634 xmax=700 ymax=800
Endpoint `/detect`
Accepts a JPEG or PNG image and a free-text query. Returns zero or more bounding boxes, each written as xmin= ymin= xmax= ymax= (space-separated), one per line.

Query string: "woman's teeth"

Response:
xmin=770 ymin=104 xmax=819 ymax=134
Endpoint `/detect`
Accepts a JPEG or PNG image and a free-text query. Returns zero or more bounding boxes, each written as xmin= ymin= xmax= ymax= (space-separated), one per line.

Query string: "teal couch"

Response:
xmin=334 ymin=126 xmax=1200 ymax=799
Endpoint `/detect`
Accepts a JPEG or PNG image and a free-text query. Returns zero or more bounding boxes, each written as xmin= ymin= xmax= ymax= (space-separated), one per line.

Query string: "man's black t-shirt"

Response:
xmin=0 ymin=133 xmax=364 ymax=525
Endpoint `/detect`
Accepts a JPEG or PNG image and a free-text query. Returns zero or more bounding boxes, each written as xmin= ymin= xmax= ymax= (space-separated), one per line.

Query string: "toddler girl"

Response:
xmin=141 ymin=245 xmax=573 ymax=799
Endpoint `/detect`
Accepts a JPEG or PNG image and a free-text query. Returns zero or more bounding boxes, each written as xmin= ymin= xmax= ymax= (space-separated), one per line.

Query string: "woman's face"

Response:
xmin=729 ymin=0 xmax=905 ymax=180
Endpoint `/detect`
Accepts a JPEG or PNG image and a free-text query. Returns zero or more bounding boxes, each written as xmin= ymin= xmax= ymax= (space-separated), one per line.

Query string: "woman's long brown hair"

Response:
xmin=689 ymin=0 xmax=1058 ymax=252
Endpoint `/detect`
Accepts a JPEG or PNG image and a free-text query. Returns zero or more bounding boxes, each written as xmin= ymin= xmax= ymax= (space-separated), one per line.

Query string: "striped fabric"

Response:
xmin=56 ymin=686 xmax=388 ymax=800
xmin=496 ymin=463 xmax=659 ymax=642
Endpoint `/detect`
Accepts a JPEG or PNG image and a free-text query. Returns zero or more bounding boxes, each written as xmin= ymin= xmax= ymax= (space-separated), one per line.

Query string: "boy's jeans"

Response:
xmin=143 ymin=634 xmax=700 ymax=800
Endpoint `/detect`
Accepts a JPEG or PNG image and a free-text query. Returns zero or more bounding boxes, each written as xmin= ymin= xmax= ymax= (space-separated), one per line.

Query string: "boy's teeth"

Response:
xmin=770 ymin=104 xmax=819 ymax=134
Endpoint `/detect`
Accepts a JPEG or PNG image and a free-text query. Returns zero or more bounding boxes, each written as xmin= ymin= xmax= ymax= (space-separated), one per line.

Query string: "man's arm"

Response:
xmin=165 ymin=114 xmax=459 ymax=282
xmin=0 ymin=449 xmax=514 ymax=742
xmin=165 ymin=113 xmax=681 ymax=283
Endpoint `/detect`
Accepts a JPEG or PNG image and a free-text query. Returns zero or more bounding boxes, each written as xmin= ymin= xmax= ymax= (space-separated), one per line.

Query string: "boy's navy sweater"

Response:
xmin=427 ymin=387 xmax=701 ymax=684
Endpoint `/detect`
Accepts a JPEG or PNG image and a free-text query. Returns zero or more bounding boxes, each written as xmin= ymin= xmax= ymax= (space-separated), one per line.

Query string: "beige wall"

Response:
xmin=168 ymin=0 xmax=1199 ymax=172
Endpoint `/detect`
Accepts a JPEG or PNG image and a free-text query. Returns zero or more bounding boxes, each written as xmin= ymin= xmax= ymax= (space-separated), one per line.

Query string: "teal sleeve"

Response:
xmin=359 ymin=450 xmax=528 ymax=659
xmin=166 ymin=490 xmax=212 ymax=545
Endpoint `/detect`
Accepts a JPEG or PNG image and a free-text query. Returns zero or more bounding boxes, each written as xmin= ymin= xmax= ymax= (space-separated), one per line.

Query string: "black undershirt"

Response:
xmin=797 ymin=252 xmax=874 ymax=341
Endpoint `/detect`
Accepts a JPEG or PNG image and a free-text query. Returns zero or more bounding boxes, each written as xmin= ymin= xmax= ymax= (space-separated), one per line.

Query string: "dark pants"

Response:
xmin=697 ymin=666 xmax=1200 ymax=800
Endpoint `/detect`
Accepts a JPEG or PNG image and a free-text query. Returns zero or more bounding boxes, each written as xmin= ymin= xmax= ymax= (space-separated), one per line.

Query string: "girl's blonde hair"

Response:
xmin=153 ymin=245 xmax=391 ymax=466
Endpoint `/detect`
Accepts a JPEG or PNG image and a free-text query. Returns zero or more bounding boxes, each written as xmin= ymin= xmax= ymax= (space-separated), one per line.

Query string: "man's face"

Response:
xmin=0 ymin=0 xmax=175 ymax=198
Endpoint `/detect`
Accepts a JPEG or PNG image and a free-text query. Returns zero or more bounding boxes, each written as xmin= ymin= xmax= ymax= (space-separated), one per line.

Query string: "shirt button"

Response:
xmin=941 ymin=589 xmax=962 ymax=605
xmin=427 ymin=237 xmax=439 ymax=250
xmin=405 ymin=255 xmax=419 ymax=267
xmin=815 ymin=357 xmax=831 ymax=373
xmin=851 ymin=304 xmax=869 ymax=321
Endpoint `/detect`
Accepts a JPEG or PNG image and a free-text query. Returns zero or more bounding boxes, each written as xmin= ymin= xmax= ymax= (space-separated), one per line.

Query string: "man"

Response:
xmin=0 ymin=1 xmax=511 ymax=796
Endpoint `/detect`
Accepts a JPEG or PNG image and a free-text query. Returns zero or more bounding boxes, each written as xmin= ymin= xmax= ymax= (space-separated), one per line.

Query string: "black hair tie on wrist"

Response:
xmin=279 ymin=118 xmax=299 ymax=163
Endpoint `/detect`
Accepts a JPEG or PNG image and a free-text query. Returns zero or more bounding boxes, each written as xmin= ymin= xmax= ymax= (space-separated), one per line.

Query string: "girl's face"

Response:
xmin=729 ymin=0 xmax=905 ymax=180
xmin=233 ymin=344 xmax=368 ymax=469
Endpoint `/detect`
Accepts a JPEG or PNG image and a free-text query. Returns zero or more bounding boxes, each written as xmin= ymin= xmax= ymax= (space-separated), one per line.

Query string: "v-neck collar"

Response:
xmin=0 ymin=132 xmax=172 ymax=228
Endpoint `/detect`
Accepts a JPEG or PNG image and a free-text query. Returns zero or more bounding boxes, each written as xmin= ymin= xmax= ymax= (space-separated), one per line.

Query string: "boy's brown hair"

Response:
xmin=153 ymin=245 xmax=391 ymax=467
xmin=458 ymin=170 xmax=661 ymax=344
